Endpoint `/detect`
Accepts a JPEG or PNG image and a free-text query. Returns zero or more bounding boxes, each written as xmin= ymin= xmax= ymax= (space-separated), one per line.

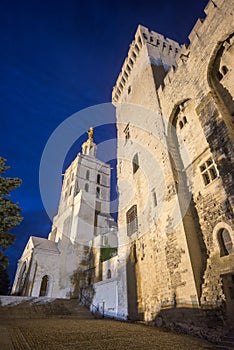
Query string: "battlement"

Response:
xmin=156 ymin=0 xmax=226 ymax=91
xmin=112 ymin=0 xmax=227 ymax=103
xmin=112 ymin=25 xmax=181 ymax=103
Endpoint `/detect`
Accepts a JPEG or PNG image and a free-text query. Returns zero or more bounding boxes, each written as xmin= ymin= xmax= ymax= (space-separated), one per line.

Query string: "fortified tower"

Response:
xmin=112 ymin=25 xmax=205 ymax=321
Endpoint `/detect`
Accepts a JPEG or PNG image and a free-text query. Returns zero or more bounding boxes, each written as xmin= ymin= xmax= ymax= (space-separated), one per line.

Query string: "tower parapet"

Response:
xmin=112 ymin=25 xmax=181 ymax=104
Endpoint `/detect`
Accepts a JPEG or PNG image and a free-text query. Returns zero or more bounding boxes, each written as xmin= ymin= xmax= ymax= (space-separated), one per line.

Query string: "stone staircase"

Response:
xmin=0 ymin=296 xmax=94 ymax=320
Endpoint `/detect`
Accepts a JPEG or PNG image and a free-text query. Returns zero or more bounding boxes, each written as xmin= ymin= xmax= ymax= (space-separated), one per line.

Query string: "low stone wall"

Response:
xmin=0 ymin=295 xmax=56 ymax=307
xmin=152 ymin=306 xmax=229 ymax=343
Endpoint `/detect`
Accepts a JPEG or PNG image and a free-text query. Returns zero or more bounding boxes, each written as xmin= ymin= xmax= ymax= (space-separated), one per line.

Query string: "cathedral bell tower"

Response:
xmin=50 ymin=127 xmax=112 ymax=246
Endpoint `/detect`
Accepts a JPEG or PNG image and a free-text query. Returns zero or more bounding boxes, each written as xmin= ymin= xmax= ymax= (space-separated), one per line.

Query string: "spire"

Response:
xmin=82 ymin=127 xmax=97 ymax=157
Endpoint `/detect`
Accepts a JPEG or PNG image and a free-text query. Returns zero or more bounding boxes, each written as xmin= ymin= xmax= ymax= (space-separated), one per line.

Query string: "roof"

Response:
xmin=31 ymin=236 xmax=59 ymax=253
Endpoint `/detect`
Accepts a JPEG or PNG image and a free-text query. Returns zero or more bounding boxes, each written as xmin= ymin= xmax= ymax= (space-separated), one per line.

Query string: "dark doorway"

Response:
xmin=221 ymin=273 xmax=234 ymax=322
xmin=39 ymin=275 xmax=49 ymax=296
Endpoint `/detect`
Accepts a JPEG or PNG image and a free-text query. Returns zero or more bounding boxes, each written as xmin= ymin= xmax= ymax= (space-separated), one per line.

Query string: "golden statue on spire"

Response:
xmin=88 ymin=127 xmax=93 ymax=141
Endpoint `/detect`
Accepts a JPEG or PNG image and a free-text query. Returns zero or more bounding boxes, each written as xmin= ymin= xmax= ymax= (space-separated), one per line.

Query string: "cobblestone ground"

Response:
xmin=0 ymin=317 xmax=217 ymax=350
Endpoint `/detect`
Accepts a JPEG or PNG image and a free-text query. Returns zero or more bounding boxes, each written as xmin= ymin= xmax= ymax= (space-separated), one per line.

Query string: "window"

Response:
xmin=97 ymin=174 xmax=101 ymax=184
xmin=124 ymin=124 xmax=130 ymax=141
xmin=200 ymin=158 xmax=218 ymax=186
xmin=86 ymin=170 xmax=90 ymax=180
xmin=183 ymin=116 xmax=188 ymax=124
xmin=85 ymin=183 xmax=89 ymax=192
xmin=96 ymin=187 xmax=100 ymax=198
xmin=126 ymin=205 xmax=138 ymax=236
xmin=152 ymin=190 xmax=157 ymax=207
xmin=69 ymin=186 xmax=72 ymax=196
xmin=107 ymin=269 xmax=111 ymax=279
xmin=218 ymin=229 xmax=233 ymax=257
xmin=178 ymin=116 xmax=188 ymax=129
xmin=133 ymin=153 xmax=139 ymax=174
xmin=128 ymin=86 xmax=131 ymax=94
xmin=221 ymin=65 xmax=228 ymax=75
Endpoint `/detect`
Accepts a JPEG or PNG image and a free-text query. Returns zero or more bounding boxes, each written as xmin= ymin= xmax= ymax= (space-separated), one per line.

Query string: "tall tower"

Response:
xmin=47 ymin=127 xmax=113 ymax=297
xmin=12 ymin=128 xmax=114 ymax=298
xmin=112 ymin=26 xmax=203 ymax=321
xmin=49 ymin=127 xmax=111 ymax=246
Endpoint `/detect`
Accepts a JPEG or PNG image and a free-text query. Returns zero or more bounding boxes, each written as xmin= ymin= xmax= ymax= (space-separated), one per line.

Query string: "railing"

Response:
xmin=79 ymin=290 xmax=104 ymax=318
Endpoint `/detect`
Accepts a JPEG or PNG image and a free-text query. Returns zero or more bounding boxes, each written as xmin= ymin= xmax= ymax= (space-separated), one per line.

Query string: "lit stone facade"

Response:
xmin=112 ymin=0 xmax=234 ymax=324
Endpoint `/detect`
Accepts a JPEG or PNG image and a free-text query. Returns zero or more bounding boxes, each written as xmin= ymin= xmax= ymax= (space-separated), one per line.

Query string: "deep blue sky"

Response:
xmin=0 ymin=0 xmax=208 ymax=285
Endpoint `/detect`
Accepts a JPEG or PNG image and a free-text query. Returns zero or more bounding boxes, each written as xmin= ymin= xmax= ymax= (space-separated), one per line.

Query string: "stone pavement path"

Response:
xmin=0 ymin=317 xmax=218 ymax=350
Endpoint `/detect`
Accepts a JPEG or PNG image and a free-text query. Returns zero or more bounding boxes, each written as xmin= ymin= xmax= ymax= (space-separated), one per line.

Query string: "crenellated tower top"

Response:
xmin=112 ymin=24 xmax=181 ymax=104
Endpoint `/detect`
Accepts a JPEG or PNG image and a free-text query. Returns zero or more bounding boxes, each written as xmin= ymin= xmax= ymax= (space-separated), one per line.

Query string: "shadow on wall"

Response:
xmin=126 ymin=242 xmax=144 ymax=321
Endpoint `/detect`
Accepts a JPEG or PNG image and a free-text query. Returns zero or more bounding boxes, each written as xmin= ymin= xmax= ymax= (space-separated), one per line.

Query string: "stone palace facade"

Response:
xmin=12 ymin=0 xmax=234 ymax=329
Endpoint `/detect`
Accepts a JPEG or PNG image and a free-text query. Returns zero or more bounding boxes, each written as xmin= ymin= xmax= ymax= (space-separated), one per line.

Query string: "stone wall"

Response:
xmin=112 ymin=0 xmax=234 ymax=325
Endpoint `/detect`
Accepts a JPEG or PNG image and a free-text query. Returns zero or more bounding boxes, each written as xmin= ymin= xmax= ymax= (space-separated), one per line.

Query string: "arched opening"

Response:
xmin=107 ymin=269 xmax=111 ymax=279
xmin=218 ymin=228 xmax=233 ymax=257
xmin=39 ymin=275 xmax=49 ymax=297
xmin=183 ymin=116 xmax=188 ymax=124
xmin=179 ymin=120 xmax=183 ymax=129
xmin=86 ymin=170 xmax=90 ymax=180
xmin=97 ymin=174 xmax=101 ymax=184
xmin=85 ymin=183 xmax=89 ymax=192
xmin=221 ymin=273 xmax=234 ymax=322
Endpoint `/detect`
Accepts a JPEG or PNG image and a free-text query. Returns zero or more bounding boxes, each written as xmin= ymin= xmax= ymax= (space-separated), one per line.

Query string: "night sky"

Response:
xmin=0 ymin=0 xmax=208 ymax=285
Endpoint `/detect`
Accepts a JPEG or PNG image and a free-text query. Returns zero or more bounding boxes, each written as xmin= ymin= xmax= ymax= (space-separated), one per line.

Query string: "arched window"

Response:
xmin=97 ymin=174 xmax=101 ymax=184
xmin=96 ymin=187 xmax=100 ymax=198
xmin=218 ymin=228 xmax=233 ymax=257
xmin=107 ymin=269 xmax=111 ymax=279
xmin=126 ymin=205 xmax=138 ymax=236
xmin=85 ymin=183 xmax=89 ymax=192
xmin=69 ymin=186 xmax=72 ymax=196
xmin=132 ymin=153 xmax=139 ymax=174
xmin=39 ymin=275 xmax=49 ymax=297
xmin=183 ymin=116 xmax=188 ymax=124
xmin=86 ymin=170 xmax=90 ymax=180
xmin=179 ymin=121 xmax=183 ymax=129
